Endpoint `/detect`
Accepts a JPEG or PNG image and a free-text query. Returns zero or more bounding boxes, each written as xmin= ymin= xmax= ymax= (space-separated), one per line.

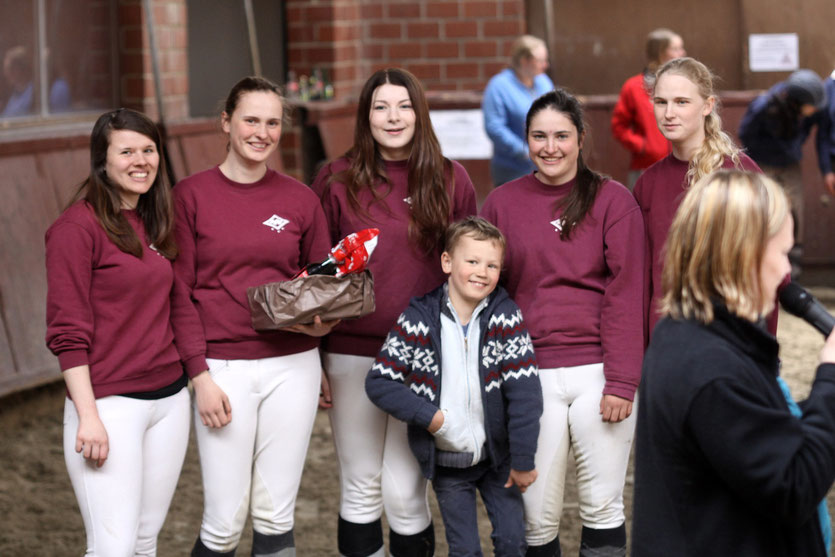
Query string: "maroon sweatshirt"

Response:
xmin=481 ymin=173 xmax=645 ymax=401
xmin=312 ymin=157 xmax=477 ymax=357
xmin=45 ymin=201 xmax=207 ymax=398
xmin=633 ymin=153 xmax=763 ymax=341
xmin=174 ymin=166 xmax=331 ymax=360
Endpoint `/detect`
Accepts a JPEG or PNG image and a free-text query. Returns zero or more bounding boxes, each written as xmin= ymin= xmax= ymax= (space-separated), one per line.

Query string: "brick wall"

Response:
xmin=119 ymin=0 xmax=189 ymax=121
xmin=285 ymin=0 xmax=527 ymax=100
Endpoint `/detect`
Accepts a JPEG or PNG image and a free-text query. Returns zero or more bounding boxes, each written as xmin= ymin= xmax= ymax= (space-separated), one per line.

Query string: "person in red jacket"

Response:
xmin=312 ymin=68 xmax=477 ymax=557
xmin=611 ymin=28 xmax=685 ymax=189
xmin=46 ymin=108 xmax=207 ymax=555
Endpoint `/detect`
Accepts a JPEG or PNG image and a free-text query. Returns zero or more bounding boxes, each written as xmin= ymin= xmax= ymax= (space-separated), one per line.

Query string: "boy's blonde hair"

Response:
xmin=661 ymin=169 xmax=790 ymax=323
xmin=444 ymin=216 xmax=506 ymax=257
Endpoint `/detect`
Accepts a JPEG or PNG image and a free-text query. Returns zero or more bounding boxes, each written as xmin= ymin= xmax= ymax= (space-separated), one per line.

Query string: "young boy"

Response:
xmin=366 ymin=216 xmax=542 ymax=555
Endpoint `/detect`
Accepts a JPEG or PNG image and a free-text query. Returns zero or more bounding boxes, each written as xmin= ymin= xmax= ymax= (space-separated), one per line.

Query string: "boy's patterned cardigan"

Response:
xmin=365 ymin=284 xmax=542 ymax=479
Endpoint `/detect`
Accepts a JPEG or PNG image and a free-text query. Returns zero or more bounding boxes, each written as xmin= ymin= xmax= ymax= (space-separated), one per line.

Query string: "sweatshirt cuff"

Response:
xmin=414 ymin=403 xmax=438 ymax=430
xmin=183 ymin=354 xmax=209 ymax=379
xmin=814 ymin=363 xmax=835 ymax=384
xmin=510 ymin=453 xmax=535 ymax=472
xmin=602 ymin=380 xmax=638 ymax=402
xmin=58 ymin=350 xmax=89 ymax=372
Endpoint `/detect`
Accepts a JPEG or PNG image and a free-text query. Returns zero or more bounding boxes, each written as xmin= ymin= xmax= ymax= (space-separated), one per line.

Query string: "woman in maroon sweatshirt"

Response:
xmin=481 ymin=89 xmax=644 ymax=556
xmin=633 ymin=57 xmax=762 ymax=342
xmin=173 ymin=77 xmax=335 ymax=556
xmin=311 ymin=68 xmax=477 ymax=557
xmin=45 ymin=108 xmax=207 ymax=555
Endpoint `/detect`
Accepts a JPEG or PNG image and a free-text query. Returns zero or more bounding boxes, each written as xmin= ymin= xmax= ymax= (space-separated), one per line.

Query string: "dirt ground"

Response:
xmin=1 ymin=288 xmax=833 ymax=556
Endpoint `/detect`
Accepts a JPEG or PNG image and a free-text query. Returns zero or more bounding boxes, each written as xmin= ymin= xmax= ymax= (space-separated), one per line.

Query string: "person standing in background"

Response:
xmin=738 ymin=68 xmax=827 ymax=276
xmin=482 ymin=35 xmax=554 ymax=187
xmin=611 ymin=28 xmax=685 ymax=190
xmin=815 ymin=69 xmax=835 ymax=197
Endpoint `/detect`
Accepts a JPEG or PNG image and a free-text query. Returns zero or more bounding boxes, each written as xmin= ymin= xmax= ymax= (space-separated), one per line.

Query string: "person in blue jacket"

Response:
xmin=815 ymin=69 xmax=835 ymax=198
xmin=482 ymin=35 xmax=554 ymax=187
xmin=738 ymin=69 xmax=827 ymax=274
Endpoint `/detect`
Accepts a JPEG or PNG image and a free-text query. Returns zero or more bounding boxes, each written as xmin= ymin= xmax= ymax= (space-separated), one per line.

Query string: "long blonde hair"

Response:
xmin=661 ymin=170 xmax=790 ymax=324
xmin=652 ymin=57 xmax=742 ymax=186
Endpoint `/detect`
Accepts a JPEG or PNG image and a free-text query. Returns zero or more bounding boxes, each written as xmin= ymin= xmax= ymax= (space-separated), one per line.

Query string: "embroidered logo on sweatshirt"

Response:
xmin=550 ymin=218 xmax=564 ymax=232
xmin=263 ymin=214 xmax=290 ymax=233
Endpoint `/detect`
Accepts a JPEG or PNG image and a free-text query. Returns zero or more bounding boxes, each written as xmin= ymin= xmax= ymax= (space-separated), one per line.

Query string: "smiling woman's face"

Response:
xmin=369 ymin=83 xmax=416 ymax=161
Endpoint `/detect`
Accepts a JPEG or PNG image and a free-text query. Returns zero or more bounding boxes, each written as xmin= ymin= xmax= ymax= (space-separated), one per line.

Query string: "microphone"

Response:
xmin=778 ymin=281 xmax=835 ymax=337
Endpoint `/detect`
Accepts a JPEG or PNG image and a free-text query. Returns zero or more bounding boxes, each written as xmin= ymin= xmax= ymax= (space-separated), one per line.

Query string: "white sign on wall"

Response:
xmin=429 ymin=109 xmax=493 ymax=160
xmin=748 ymin=33 xmax=799 ymax=72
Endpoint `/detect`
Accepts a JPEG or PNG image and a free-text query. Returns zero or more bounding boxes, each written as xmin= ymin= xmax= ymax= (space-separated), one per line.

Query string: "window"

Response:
xmin=0 ymin=0 xmax=117 ymax=124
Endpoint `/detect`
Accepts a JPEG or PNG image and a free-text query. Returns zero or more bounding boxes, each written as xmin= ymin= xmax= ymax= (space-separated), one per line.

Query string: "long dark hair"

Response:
xmin=71 ymin=108 xmax=176 ymax=259
xmin=525 ymin=88 xmax=604 ymax=239
xmin=337 ymin=68 xmax=453 ymax=254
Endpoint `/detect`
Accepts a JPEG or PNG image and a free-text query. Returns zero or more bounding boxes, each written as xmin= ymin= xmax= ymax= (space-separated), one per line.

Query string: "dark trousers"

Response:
xmin=432 ymin=459 xmax=526 ymax=556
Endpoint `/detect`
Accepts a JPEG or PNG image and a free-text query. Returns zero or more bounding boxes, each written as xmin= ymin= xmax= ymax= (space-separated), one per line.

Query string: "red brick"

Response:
xmin=427 ymin=42 xmax=461 ymax=59
xmin=289 ymin=25 xmax=314 ymax=43
xmin=464 ymin=1 xmax=498 ymax=17
xmin=484 ymin=62 xmax=506 ymax=76
xmin=464 ymin=41 xmax=498 ymax=58
xmin=303 ymin=6 xmax=335 ymax=22
xmin=288 ymin=49 xmax=305 ymax=65
xmin=334 ymin=4 xmax=360 ymax=20
xmin=502 ymin=0 xmax=524 ymax=17
xmin=483 ymin=20 xmax=523 ymax=37
xmin=316 ymin=24 xmax=336 ymax=42
xmin=173 ymin=29 xmax=187 ymax=49
xmin=407 ymin=22 xmax=440 ymax=39
xmin=431 ymin=81 xmax=459 ymax=91
xmin=305 ymin=46 xmax=335 ymax=64
xmin=388 ymin=2 xmax=420 ymax=18
xmin=388 ymin=42 xmax=424 ymax=59
xmin=427 ymin=2 xmax=459 ymax=18
xmin=286 ymin=5 xmax=303 ymax=22
xmin=370 ymin=23 xmax=403 ymax=39
xmin=406 ymin=63 xmax=441 ymax=80
xmin=361 ymin=2 xmax=384 ymax=19
xmin=446 ymin=62 xmax=480 ymax=79
xmin=364 ymin=43 xmax=385 ymax=60
xmin=444 ymin=21 xmax=478 ymax=38
xmin=331 ymin=64 xmax=358 ymax=84
xmin=335 ymin=44 xmax=360 ymax=62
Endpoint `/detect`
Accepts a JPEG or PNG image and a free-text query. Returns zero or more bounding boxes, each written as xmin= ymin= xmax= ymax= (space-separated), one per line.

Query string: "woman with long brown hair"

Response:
xmin=46 ymin=108 xmax=206 ymax=555
xmin=312 ymin=67 xmax=477 ymax=557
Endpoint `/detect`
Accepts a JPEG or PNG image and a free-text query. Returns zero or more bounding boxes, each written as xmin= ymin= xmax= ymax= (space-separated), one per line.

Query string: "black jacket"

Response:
xmin=632 ymin=304 xmax=835 ymax=556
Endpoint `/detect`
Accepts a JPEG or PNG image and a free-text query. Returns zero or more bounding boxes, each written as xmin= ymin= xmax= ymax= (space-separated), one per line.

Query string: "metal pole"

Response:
xmin=142 ymin=0 xmax=177 ymax=185
xmin=244 ymin=0 xmax=263 ymax=76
